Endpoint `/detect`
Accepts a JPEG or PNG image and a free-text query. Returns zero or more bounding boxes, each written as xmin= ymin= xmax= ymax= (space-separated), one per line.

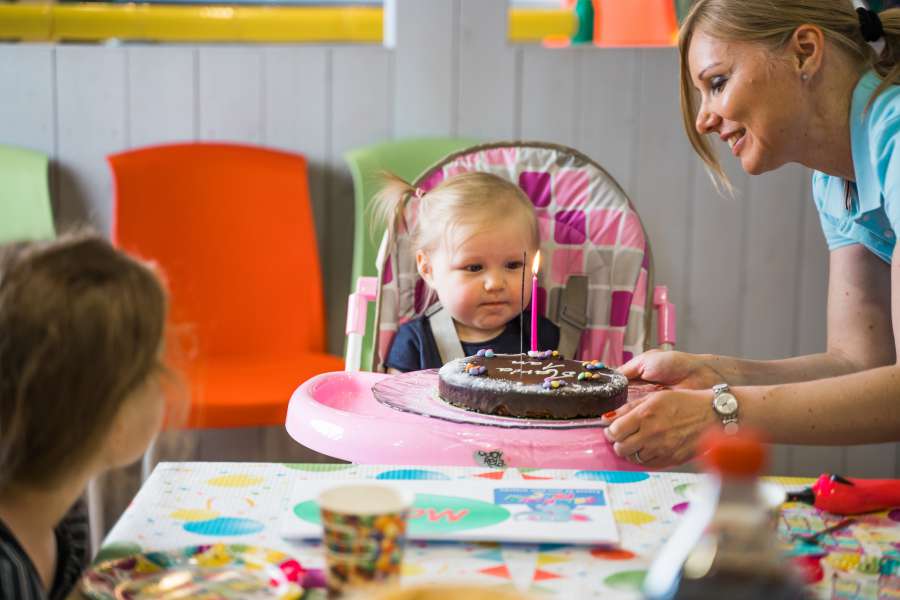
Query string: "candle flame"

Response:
xmin=531 ymin=251 xmax=541 ymax=275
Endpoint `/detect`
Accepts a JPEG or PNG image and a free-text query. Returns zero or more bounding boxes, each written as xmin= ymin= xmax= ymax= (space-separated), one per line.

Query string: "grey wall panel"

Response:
xmin=458 ymin=0 xmax=516 ymax=139
xmin=578 ymin=48 xmax=639 ymax=197
xmin=796 ymin=177 xmax=829 ymax=356
xmin=392 ymin=0 xmax=456 ymax=137
xmin=0 ymin=45 xmax=55 ymax=156
xmin=741 ymin=164 xmax=808 ymax=360
xmin=791 ymin=445 xmax=845 ymax=478
xmin=127 ymin=46 xmax=196 ymax=148
xmin=0 ymin=45 xmax=57 ymax=220
xmin=519 ymin=46 xmax=578 ymax=147
xmin=55 ymin=46 xmax=127 ymax=233
xmin=629 ymin=49 xmax=694 ymax=350
xmin=198 ymin=47 xmax=263 ymax=143
xmin=262 ymin=46 xmax=330 ymax=249
xmin=846 ymin=444 xmax=897 ymax=478
xmin=329 ymin=46 xmax=392 ymax=355
xmin=683 ymin=149 xmax=748 ymax=356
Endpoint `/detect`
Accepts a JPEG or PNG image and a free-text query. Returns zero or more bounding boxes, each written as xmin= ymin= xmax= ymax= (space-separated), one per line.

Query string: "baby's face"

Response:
xmin=418 ymin=216 xmax=537 ymax=343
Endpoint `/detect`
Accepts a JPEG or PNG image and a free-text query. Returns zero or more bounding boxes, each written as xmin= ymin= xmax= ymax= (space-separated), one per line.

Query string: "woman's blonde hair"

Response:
xmin=371 ymin=171 xmax=540 ymax=255
xmin=679 ymin=0 xmax=900 ymax=191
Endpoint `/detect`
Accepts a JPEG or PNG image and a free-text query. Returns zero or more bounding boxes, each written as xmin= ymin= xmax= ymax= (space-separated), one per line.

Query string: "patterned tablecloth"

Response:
xmin=100 ymin=462 xmax=900 ymax=599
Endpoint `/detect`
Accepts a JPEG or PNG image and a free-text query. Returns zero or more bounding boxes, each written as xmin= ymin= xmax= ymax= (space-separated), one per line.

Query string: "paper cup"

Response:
xmin=318 ymin=484 xmax=413 ymax=598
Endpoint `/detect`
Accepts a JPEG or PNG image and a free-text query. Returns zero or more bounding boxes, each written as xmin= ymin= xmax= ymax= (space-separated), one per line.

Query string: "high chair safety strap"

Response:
xmin=556 ymin=275 xmax=589 ymax=360
xmin=426 ymin=304 xmax=466 ymax=363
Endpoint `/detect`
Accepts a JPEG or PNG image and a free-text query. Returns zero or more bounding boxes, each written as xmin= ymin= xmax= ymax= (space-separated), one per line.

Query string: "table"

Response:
xmin=101 ymin=462 xmax=900 ymax=599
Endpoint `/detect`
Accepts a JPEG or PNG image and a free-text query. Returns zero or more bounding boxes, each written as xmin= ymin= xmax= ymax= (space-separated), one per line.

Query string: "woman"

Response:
xmin=604 ymin=0 xmax=900 ymax=468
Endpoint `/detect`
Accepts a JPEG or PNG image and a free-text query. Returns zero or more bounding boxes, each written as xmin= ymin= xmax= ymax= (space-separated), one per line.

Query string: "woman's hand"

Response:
xmin=620 ymin=350 xmax=723 ymax=390
xmin=601 ymin=389 xmax=719 ymax=468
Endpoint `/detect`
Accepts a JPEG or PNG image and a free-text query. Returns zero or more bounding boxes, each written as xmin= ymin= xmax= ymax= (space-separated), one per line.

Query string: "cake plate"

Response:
xmin=285 ymin=370 xmax=660 ymax=470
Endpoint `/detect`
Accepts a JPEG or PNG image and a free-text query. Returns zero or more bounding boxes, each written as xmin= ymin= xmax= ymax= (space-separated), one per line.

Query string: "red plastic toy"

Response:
xmin=786 ymin=474 xmax=900 ymax=515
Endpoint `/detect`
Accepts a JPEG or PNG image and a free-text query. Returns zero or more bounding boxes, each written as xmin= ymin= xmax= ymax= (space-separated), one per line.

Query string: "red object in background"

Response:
xmin=791 ymin=555 xmax=825 ymax=584
xmin=787 ymin=474 xmax=900 ymax=515
xmin=592 ymin=0 xmax=678 ymax=47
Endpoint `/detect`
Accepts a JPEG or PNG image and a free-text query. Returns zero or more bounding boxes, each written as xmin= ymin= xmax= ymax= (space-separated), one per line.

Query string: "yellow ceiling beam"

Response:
xmin=0 ymin=5 xmax=575 ymax=44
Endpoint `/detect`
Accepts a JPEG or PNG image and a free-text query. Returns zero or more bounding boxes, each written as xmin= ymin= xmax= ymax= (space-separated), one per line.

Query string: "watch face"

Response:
xmin=714 ymin=392 xmax=738 ymax=415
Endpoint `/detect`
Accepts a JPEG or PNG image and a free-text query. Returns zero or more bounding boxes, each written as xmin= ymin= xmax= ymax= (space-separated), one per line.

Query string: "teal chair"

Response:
xmin=0 ymin=145 xmax=55 ymax=243
xmin=344 ymin=137 xmax=478 ymax=371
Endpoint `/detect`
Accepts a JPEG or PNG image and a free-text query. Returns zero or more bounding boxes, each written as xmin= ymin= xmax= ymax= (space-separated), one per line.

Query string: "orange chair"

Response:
xmin=109 ymin=142 xmax=344 ymax=433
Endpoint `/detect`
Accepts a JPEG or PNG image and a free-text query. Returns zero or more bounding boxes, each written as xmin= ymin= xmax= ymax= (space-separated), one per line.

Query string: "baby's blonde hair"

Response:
xmin=371 ymin=171 xmax=540 ymax=256
xmin=679 ymin=0 xmax=900 ymax=192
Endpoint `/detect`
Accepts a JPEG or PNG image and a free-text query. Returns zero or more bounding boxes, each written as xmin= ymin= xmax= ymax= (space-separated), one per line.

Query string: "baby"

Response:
xmin=373 ymin=171 xmax=559 ymax=372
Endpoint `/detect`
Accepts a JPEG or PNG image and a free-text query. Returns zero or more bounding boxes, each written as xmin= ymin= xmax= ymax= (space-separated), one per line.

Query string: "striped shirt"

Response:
xmin=0 ymin=498 xmax=90 ymax=600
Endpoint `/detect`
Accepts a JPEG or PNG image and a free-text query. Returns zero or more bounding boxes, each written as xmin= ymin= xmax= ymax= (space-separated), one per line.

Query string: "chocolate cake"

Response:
xmin=437 ymin=350 xmax=628 ymax=419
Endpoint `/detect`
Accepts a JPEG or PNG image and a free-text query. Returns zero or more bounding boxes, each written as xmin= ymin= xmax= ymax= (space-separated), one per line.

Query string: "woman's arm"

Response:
xmin=623 ymin=244 xmax=894 ymax=388
xmin=607 ymin=244 xmax=899 ymax=466
xmin=606 ymin=359 xmax=900 ymax=467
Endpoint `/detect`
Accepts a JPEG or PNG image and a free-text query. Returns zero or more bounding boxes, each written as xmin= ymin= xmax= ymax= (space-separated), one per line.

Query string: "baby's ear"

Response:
xmin=416 ymin=250 xmax=434 ymax=285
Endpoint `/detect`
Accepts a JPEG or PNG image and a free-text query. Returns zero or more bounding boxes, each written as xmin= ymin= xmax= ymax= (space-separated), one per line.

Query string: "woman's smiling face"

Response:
xmin=688 ymin=30 xmax=803 ymax=175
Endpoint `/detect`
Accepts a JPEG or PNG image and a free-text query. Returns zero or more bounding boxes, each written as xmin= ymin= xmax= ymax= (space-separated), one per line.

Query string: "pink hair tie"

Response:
xmin=414 ymin=187 xmax=426 ymax=199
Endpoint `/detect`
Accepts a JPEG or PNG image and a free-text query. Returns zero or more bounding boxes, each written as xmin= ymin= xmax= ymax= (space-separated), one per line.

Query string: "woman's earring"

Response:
xmin=801 ymin=73 xmax=809 ymax=81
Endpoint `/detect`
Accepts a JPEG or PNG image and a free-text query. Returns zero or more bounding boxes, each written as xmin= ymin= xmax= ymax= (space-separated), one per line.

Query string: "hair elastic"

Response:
xmin=851 ymin=1 xmax=885 ymax=55
xmin=857 ymin=7 xmax=884 ymax=42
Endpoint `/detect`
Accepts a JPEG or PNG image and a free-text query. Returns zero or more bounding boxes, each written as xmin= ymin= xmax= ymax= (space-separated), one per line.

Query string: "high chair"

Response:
xmin=287 ymin=141 xmax=674 ymax=471
xmin=108 ymin=142 xmax=344 ymax=468
xmin=344 ymin=137 xmax=479 ymax=371
xmin=0 ymin=145 xmax=55 ymax=243
xmin=348 ymin=141 xmax=676 ymax=372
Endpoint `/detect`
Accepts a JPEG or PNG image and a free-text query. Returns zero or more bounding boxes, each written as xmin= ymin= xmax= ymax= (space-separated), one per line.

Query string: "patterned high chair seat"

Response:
xmin=372 ymin=141 xmax=664 ymax=371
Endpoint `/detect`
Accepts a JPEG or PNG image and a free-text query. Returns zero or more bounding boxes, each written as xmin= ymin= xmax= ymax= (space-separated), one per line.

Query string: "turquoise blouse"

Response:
xmin=812 ymin=70 xmax=900 ymax=264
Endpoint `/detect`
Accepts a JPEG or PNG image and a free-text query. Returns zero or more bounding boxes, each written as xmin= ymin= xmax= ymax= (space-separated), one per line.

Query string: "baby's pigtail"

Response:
xmin=369 ymin=171 xmax=417 ymax=245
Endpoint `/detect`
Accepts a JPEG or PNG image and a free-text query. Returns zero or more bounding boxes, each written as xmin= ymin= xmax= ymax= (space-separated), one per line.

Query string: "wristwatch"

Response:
xmin=711 ymin=383 xmax=739 ymax=433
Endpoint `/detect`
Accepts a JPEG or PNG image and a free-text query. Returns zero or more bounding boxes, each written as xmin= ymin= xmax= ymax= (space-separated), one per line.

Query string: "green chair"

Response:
xmin=0 ymin=145 xmax=55 ymax=243
xmin=344 ymin=137 xmax=478 ymax=371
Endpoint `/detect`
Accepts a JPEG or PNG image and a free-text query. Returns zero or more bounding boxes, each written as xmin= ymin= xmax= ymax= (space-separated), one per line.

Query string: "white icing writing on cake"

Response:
xmin=498 ymin=362 xmax=577 ymax=379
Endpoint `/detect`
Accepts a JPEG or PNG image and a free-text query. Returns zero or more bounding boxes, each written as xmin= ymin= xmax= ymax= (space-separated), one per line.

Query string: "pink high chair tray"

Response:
xmin=286 ymin=371 xmax=657 ymax=470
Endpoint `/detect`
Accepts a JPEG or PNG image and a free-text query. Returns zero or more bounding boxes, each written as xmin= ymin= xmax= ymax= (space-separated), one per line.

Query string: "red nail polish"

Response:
xmin=603 ymin=410 xmax=617 ymax=419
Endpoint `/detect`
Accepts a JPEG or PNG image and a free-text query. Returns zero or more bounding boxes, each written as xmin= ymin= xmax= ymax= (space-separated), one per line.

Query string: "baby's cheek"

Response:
xmin=444 ymin=284 xmax=477 ymax=317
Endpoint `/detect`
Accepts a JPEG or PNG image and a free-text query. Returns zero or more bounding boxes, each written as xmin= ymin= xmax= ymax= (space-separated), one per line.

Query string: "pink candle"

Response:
xmin=530 ymin=251 xmax=540 ymax=352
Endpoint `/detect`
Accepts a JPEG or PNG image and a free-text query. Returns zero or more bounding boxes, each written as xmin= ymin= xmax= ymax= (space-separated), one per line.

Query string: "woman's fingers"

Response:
xmin=598 ymin=395 xmax=646 ymax=426
xmin=618 ymin=351 xmax=655 ymax=379
xmin=601 ymin=389 xmax=715 ymax=469
xmin=603 ymin=402 xmax=642 ymax=446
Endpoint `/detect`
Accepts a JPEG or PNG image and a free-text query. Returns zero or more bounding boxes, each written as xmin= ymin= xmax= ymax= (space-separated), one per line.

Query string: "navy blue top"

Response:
xmin=385 ymin=311 xmax=561 ymax=372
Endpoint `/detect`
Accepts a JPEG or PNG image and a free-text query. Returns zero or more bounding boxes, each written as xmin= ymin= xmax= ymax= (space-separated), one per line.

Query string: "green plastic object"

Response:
xmin=0 ymin=145 xmax=55 ymax=243
xmin=344 ymin=136 xmax=478 ymax=370
xmin=572 ymin=0 xmax=594 ymax=44
xmin=675 ymin=0 xmax=692 ymax=23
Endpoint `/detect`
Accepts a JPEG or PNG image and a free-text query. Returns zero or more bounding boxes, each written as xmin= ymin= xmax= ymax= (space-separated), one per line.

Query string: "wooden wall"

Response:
xmin=1 ymin=0 xmax=896 ymax=481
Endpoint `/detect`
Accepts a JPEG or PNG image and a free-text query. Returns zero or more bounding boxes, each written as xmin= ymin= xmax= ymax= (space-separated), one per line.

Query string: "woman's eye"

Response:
xmin=506 ymin=261 xmax=524 ymax=270
xmin=710 ymin=75 xmax=727 ymax=94
xmin=464 ymin=264 xmax=483 ymax=273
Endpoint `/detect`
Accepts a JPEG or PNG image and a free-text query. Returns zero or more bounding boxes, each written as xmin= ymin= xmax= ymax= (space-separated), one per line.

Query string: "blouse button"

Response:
xmin=886 ymin=230 xmax=895 ymax=239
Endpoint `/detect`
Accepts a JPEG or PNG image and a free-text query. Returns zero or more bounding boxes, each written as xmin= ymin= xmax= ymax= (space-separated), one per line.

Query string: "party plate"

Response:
xmin=79 ymin=544 xmax=304 ymax=599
